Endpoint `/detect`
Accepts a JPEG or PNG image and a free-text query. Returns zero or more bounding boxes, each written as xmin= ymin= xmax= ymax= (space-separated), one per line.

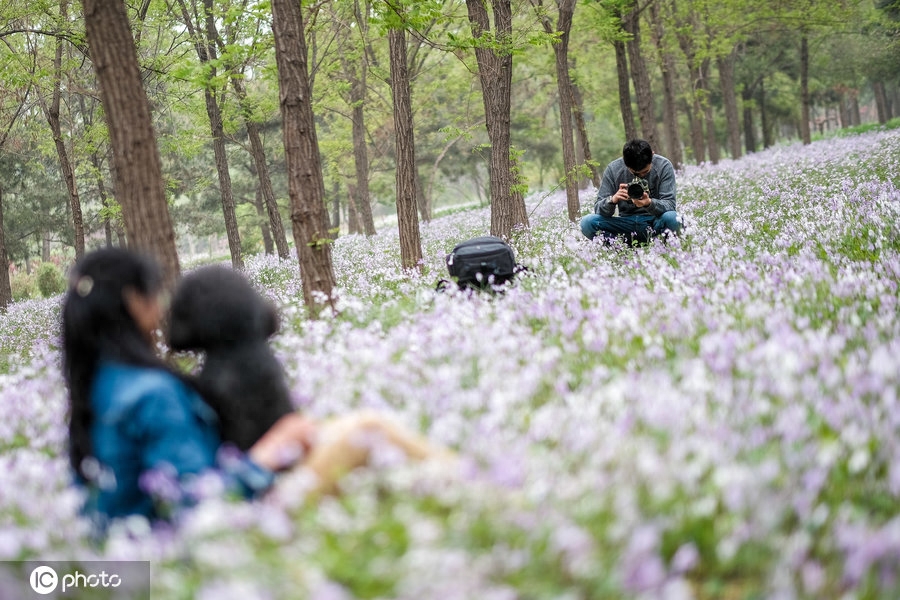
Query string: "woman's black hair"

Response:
xmin=63 ymin=247 xmax=167 ymax=482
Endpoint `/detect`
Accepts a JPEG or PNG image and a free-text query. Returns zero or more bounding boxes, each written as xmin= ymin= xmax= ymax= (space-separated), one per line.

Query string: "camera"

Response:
xmin=627 ymin=177 xmax=648 ymax=200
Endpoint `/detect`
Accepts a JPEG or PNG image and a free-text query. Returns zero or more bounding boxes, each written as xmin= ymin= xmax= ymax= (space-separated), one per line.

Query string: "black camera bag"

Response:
xmin=445 ymin=236 xmax=518 ymax=290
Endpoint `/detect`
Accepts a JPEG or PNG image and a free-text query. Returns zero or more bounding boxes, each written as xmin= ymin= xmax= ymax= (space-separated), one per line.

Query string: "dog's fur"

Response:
xmin=168 ymin=265 xmax=293 ymax=451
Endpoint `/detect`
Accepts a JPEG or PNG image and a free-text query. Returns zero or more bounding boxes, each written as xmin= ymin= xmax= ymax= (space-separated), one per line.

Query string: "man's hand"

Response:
xmin=611 ymin=183 xmax=630 ymax=204
xmin=632 ymin=193 xmax=652 ymax=208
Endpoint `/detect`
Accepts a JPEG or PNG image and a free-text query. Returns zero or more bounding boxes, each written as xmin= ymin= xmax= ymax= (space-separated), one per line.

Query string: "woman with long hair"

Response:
xmin=63 ymin=248 xmax=317 ymax=526
xmin=63 ymin=247 xmax=449 ymax=528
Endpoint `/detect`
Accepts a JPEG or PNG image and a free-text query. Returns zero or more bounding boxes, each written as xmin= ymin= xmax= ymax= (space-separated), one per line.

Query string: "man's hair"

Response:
xmin=622 ymin=139 xmax=653 ymax=170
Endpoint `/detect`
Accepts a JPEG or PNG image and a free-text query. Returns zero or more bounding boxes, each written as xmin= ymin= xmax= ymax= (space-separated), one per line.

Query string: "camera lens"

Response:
xmin=627 ymin=182 xmax=644 ymax=199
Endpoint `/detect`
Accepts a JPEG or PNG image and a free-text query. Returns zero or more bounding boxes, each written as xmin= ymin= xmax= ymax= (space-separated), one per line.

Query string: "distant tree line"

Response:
xmin=0 ymin=0 xmax=897 ymax=310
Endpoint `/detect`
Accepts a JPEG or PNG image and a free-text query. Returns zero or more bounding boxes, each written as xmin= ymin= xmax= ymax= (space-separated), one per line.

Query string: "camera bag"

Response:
xmin=444 ymin=236 xmax=519 ymax=290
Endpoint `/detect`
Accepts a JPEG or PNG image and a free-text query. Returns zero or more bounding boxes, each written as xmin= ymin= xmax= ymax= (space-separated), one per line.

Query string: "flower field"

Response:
xmin=1 ymin=129 xmax=899 ymax=599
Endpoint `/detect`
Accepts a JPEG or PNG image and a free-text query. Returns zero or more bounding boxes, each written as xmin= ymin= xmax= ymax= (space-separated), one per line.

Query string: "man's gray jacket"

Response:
xmin=593 ymin=154 xmax=677 ymax=218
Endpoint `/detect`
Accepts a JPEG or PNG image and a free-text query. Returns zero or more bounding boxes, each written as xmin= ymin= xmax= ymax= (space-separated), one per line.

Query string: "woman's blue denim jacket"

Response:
xmin=83 ymin=361 xmax=274 ymax=526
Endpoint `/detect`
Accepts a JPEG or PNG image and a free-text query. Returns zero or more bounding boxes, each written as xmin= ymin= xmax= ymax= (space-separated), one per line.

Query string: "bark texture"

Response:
xmin=538 ymin=0 xmax=579 ymax=222
xmin=233 ymin=77 xmax=291 ymax=258
xmin=271 ymin=0 xmax=337 ymax=315
xmin=82 ymin=0 xmax=180 ymax=287
xmin=0 ymin=187 xmax=10 ymax=309
xmin=569 ymin=70 xmax=600 ymax=188
xmin=45 ymin=0 xmax=85 ymax=259
xmin=613 ymin=38 xmax=637 ymax=142
xmin=718 ymin=50 xmax=742 ymax=159
xmin=389 ymin=27 xmax=423 ymax=270
xmin=345 ymin=36 xmax=376 ymax=236
xmin=799 ymin=34 xmax=811 ymax=145
xmin=466 ymin=0 xmax=528 ymax=238
xmin=177 ymin=0 xmax=243 ymax=268
xmin=648 ymin=1 xmax=683 ymax=168
xmin=624 ymin=7 xmax=660 ymax=151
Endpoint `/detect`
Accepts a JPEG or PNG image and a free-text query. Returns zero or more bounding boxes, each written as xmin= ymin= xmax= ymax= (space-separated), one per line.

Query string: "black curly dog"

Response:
xmin=168 ymin=265 xmax=293 ymax=451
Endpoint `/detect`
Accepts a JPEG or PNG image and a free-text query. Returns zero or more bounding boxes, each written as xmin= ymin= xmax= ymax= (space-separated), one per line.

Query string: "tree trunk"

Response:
xmin=799 ymin=34 xmax=811 ymax=144
xmin=554 ymin=0 xmax=579 ymax=222
xmin=389 ymin=27 xmax=423 ymax=271
xmin=613 ymin=37 xmax=638 ymax=142
xmin=873 ymin=81 xmax=889 ymax=124
xmin=686 ymin=83 xmax=705 ymax=162
xmin=760 ymin=79 xmax=773 ymax=148
xmin=253 ymin=183 xmax=274 ymax=255
xmin=271 ymin=0 xmax=337 ymax=315
xmin=43 ymin=229 xmax=51 ymax=262
xmin=700 ymin=59 xmax=719 ymax=164
xmin=466 ymin=0 xmax=528 ymax=238
xmin=348 ymin=63 xmax=376 ymax=236
xmin=104 ymin=144 xmax=128 ymax=247
xmin=674 ymin=13 xmax=706 ymax=163
xmin=889 ymin=83 xmax=899 ymax=119
xmin=82 ymin=0 xmax=180 ymax=288
xmin=331 ymin=180 xmax=340 ymax=239
xmin=347 ymin=184 xmax=360 ymax=235
xmin=742 ymin=86 xmax=757 ymax=154
xmin=89 ymin=151 xmax=114 ymax=247
xmin=205 ymin=98 xmax=243 ymax=268
xmin=339 ymin=0 xmax=376 ymax=237
xmin=201 ymin=0 xmax=243 ymax=267
xmin=624 ymin=7 xmax=660 ymax=150
xmin=569 ymin=68 xmax=600 ymax=188
xmin=537 ymin=0 xmax=578 ymax=222
xmin=648 ymin=0 xmax=683 ymax=169
xmin=175 ymin=0 xmax=243 ymax=267
xmin=232 ymin=77 xmax=291 ymax=258
xmin=46 ymin=0 xmax=85 ymax=260
xmin=0 ymin=186 xmax=11 ymax=310
xmin=416 ymin=170 xmax=431 ymax=223
xmin=849 ymin=90 xmax=861 ymax=126
xmin=717 ymin=50 xmax=741 ymax=160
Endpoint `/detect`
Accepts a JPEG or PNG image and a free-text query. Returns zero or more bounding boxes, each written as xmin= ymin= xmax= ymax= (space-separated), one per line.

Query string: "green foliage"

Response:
xmin=10 ymin=270 xmax=37 ymax=302
xmin=36 ymin=262 xmax=65 ymax=298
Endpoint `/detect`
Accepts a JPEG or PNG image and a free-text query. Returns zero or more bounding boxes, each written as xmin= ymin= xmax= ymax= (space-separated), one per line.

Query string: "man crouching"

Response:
xmin=580 ymin=138 xmax=683 ymax=244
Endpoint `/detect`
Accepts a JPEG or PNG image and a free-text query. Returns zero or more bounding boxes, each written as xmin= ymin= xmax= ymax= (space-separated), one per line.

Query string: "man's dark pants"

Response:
xmin=580 ymin=211 xmax=682 ymax=243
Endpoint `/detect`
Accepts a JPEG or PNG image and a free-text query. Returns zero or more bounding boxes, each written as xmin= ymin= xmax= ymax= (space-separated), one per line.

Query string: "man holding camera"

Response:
xmin=580 ymin=139 xmax=682 ymax=243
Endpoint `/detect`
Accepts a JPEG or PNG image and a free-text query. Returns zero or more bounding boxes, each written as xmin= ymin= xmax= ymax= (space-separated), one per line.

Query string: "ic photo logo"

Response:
xmin=29 ymin=564 xmax=123 ymax=595
xmin=29 ymin=565 xmax=59 ymax=594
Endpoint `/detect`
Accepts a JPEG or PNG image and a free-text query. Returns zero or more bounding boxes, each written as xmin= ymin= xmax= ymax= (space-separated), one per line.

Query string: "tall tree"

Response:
xmin=74 ymin=89 xmax=119 ymax=248
xmin=534 ymin=0 xmax=579 ymax=222
xmin=270 ymin=0 xmax=337 ymax=315
xmin=465 ymin=0 xmax=528 ymax=238
xmin=218 ymin=4 xmax=292 ymax=258
xmin=231 ymin=78 xmax=291 ymax=258
xmin=673 ymin=1 xmax=707 ymax=162
xmin=613 ymin=38 xmax=638 ymax=141
xmin=623 ymin=1 xmax=660 ymax=151
xmin=648 ymin=0 xmax=683 ymax=168
xmin=81 ymin=0 xmax=180 ymax=287
xmin=569 ymin=68 xmax=601 ymax=188
xmin=798 ymin=32 xmax=811 ymax=144
xmin=0 ymin=84 xmax=29 ymax=308
xmin=717 ymin=49 xmax=742 ymax=159
xmin=596 ymin=0 xmax=639 ymax=142
xmin=175 ymin=0 xmax=244 ymax=269
xmin=388 ymin=24 xmax=423 ymax=270
xmin=340 ymin=0 xmax=377 ymax=236
xmin=0 ymin=185 xmax=10 ymax=309
xmin=39 ymin=0 xmax=85 ymax=259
